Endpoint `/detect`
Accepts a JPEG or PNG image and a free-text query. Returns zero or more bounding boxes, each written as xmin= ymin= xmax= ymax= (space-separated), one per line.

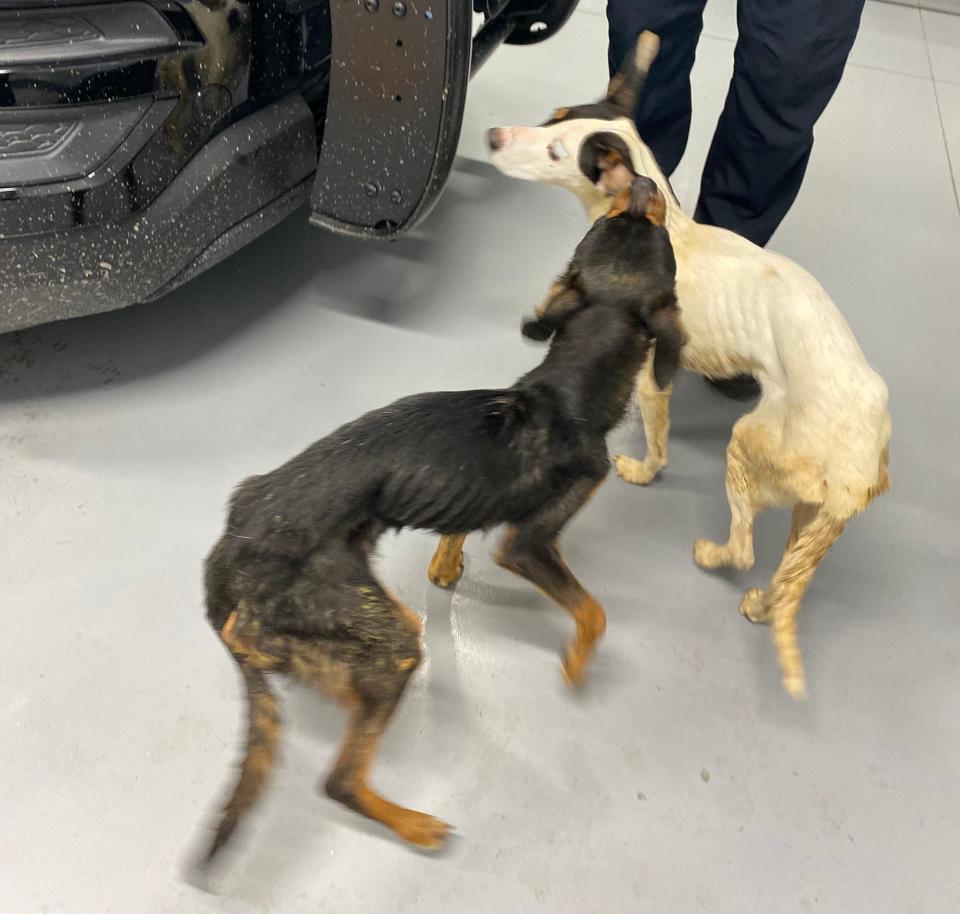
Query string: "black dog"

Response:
xmin=195 ymin=176 xmax=683 ymax=871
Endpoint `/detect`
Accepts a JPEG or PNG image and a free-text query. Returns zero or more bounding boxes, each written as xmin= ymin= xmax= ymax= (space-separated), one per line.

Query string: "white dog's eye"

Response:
xmin=547 ymin=140 xmax=569 ymax=162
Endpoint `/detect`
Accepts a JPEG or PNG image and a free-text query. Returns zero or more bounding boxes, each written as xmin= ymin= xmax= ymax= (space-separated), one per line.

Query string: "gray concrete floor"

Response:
xmin=3 ymin=4 xmax=960 ymax=913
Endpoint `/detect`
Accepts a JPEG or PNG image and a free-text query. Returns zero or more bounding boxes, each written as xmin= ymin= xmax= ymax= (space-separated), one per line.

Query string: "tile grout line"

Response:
xmin=843 ymin=59 xmax=939 ymax=80
xmin=919 ymin=10 xmax=960 ymax=215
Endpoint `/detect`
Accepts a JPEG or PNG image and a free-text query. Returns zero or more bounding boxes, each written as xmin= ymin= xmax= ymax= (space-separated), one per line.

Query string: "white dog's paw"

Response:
xmin=738 ymin=588 xmax=771 ymax=623
xmin=614 ymin=454 xmax=661 ymax=486
xmin=693 ymin=537 xmax=728 ymax=570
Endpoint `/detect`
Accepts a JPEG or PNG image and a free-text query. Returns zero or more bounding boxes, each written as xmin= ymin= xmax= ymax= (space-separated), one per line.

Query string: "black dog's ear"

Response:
xmin=629 ymin=176 xmax=667 ymax=225
xmin=522 ymin=281 xmax=584 ymax=342
xmin=605 ymin=30 xmax=660 ymax=116
xmin=641 ymin=292 xmax=687 ymax=389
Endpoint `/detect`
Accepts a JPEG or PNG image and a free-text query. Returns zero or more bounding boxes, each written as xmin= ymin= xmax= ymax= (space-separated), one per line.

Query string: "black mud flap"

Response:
xmin=309 ymin=0 xmax=473 ymax=240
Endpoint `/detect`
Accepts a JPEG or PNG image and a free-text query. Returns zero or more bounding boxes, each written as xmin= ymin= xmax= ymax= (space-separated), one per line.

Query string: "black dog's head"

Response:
xmin=523 ymin=176 xmax=685 ymax=389
xmin=604 ymin=173 xmax=667 ymax=224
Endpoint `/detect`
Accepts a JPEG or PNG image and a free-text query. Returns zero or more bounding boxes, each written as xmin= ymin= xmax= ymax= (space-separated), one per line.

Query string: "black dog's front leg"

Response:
xmin=428 ymin=533 xmax=468 ymax=588
xmin=523 ymin=270 xmax=584 ymax=341
xmin=494 ymin=476 xmax=607 ymax=686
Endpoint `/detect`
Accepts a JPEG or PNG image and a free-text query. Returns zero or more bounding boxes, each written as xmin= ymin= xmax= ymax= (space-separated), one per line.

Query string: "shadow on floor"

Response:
xmin=0 ymin=158 xmax=513 ymax=406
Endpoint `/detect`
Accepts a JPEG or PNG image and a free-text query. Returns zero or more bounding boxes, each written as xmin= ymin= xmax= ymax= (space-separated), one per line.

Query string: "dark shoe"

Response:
xmin=705 ymin=374 xmax=761 ymax=401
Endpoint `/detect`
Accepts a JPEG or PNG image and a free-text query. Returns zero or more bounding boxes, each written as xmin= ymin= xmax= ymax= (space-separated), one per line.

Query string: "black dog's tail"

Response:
xmin=643 ymin=292 xmax=687 ymax=389
xmin=196 ymin=614 xmax=281 ymax=871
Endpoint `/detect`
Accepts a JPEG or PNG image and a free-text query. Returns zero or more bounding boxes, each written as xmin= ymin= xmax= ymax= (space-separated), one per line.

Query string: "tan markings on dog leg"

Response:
xmin=495 ymin=514 xmax=606 ymax=688
xmin=324 ymin=689 xmax=450 ymax=851
xmin=376 ymin=583 xmax=424 ymax=640
xmin=428 ymin=533 xmax=467 ymax=588
xmin=766 ymin=508 xmax=847 ymax=699
xmin=220 ymin=609 xmax=240 ymax=644
xmin=348 ymin=718 xmax=450 ymax=851
xmin=397 ymin=604 xmax=424 ymax=642
xmin=353 ymin=785 xmax=450 ymax=849
xmin=561 ymin=595 xmax=607 ymax=687
xmin=615 ymin=354 xmax=670 ymax=485
xmin=221 ymin=609 xmax=288 ymax=671
xmin=550 ymin=107 xmax=570 ymax=122
xmin=290 ymin=642 xmax=361 ymax=708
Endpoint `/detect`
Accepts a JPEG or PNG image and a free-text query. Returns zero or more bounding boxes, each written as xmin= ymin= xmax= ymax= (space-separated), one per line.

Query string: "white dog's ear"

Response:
xmin=605 ymin=31 xmax=660 ymax=116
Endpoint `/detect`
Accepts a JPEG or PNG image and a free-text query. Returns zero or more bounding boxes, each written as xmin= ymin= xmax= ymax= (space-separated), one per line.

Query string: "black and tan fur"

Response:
xmin=194 ymin=177 xmax=682 ymax=872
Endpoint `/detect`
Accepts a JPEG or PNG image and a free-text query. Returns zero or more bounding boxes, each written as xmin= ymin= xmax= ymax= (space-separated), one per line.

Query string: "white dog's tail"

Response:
xmin=768 ymin=507 xmax=848 ymax=699
xmin=606 ymin=31 xmax=661 ymax=115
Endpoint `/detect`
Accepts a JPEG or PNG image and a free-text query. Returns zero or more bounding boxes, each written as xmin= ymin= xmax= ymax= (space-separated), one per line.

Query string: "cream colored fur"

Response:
xmin=491 ymin=116 xmax=891 ymax=698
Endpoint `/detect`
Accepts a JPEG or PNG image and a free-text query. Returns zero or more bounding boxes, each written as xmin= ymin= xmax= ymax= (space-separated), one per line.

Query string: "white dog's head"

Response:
xmin=487 ymin=32 xmax=663 ymax=215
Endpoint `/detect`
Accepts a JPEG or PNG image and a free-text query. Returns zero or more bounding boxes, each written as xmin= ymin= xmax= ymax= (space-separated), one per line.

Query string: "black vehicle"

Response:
xmin=0 ymin=0 xmax=577 ymax=334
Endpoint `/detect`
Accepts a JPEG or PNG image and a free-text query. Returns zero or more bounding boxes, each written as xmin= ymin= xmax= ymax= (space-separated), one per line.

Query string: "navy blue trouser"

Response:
xmin=607 ymin=0 xmax=864 ymax=246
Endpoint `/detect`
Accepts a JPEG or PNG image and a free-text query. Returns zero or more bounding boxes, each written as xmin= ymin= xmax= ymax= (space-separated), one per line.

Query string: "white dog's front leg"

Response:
xmin=615 ymin=351 xmax=671 ymax=486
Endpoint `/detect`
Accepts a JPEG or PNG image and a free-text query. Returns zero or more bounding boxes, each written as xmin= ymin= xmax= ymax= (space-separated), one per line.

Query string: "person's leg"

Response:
xmin=694 ymin=0 xmax=865 ymax=246
xmin=606 ymin=0 xmax=708 ymax=176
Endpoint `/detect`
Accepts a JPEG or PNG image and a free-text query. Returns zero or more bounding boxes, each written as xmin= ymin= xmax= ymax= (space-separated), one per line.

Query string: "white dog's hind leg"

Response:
xmin=694 ymin=436 xmax=760 ymax=571
xmin=615 ymin=353 xmax=671 ymax=486
xmin=738 ymin=502 xmax=818 ymax=625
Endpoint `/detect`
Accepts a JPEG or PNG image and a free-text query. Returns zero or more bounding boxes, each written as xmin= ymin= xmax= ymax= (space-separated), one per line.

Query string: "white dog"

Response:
xmin=486 ymin=33 xmax=891 ymax=698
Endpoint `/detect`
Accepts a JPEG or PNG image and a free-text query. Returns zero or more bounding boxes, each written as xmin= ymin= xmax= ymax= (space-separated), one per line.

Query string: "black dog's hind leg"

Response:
xmin=310 ymin=583 xmax=451 ymax=849
xmin=324 ymin=694 xmax=450 ymax=849
xmin=494 ymin=476 xmax=608 ymax=686
xmin=428 ymin=534 xmax=467 ymax=588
